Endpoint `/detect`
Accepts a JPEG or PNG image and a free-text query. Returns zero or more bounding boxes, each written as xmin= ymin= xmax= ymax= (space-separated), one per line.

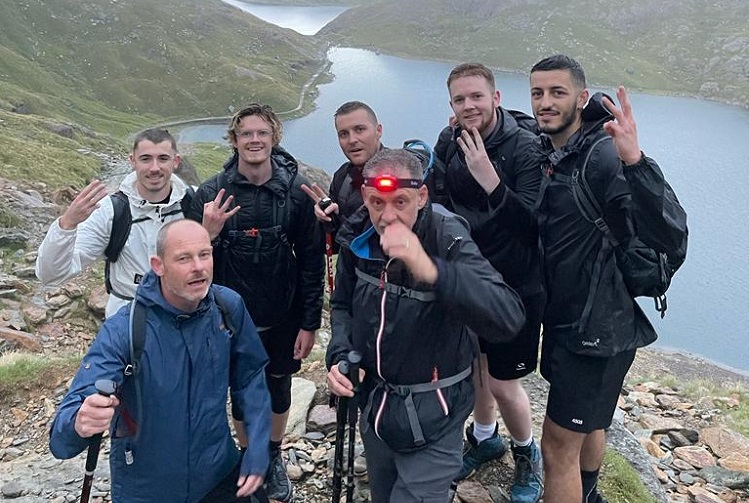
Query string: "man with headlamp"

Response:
xmin=325 ymin=148 xmax=525 ymax=503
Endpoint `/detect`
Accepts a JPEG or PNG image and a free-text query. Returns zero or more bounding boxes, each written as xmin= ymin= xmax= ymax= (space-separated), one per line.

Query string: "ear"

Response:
xmin=173 ymin=153 xmax=182 ymax=169
xmin=151 ymin=255 xmax=164 ymax=277
xmin=578 ymin=88 xmax=590 ymax=110
xmin=417 ymin=185 xmax=428 ymax=209
xmin=375 ymin=123 xmax=383 ymax=140
xmin=493 ymin=89 xmax=501 ymax=108
xmin=128 ymin=153 xmax=136 ymax=169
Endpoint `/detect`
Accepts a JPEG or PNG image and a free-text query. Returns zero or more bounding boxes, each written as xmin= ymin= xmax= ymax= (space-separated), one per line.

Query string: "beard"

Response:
xmin=537 ymin=106 xmax=578 ymax=136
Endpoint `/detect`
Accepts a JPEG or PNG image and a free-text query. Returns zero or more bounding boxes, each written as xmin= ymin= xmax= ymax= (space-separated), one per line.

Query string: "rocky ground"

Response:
xmin=0 ymin=174 xmax=748 ymax=502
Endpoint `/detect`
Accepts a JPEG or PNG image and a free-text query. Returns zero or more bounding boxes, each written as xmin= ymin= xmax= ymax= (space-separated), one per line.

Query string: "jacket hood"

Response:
xmin=222 ymin=146 xmax=299 ymax=198
xmin=119 ymin=171 xmax=189 ymax=208
xmin=580 ymin=92 xmax=615 ymax=137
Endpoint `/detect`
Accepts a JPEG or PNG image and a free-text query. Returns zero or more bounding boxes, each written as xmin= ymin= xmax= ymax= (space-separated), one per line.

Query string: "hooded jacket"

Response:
xmin=36 ymin=172 xmax=191 ymax=318
xmin=431 ymin=107 xmax=544 ymax=297
xmin=49 ymin=271 xmax=271 ymax=503
xmin=536 ymin=93 xmax=688 ymax=356
xmin=326 ymin=202 xmax=524 ymax=451
xmin=188 ymin=147 xmax=324 ymax=330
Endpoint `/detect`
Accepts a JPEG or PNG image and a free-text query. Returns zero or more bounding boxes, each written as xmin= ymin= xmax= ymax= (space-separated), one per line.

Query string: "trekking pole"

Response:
xmin=345 ymin=351 xmax=362 ymax=503
xmin=80 ymin=379 xmax=117 ymax=503
xmin=331 ymin=359 xmax=350 ymax=503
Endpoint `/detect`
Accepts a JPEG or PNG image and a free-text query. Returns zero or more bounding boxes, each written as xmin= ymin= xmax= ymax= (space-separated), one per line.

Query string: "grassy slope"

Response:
xmin=318 ymin=0 xmax=749 ymax=106
xmin=0 ymin=0 xmax=324 ymax=189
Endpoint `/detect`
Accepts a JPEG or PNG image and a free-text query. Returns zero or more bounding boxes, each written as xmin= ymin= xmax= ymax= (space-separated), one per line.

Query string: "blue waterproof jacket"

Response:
xmin=49 ymin=271 xmax=271 ymax=502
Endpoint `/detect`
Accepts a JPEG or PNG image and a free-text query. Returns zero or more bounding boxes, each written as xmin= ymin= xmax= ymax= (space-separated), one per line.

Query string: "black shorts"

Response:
xmin=258 ymin=315 xmax=303 ymax=376
xmin=540 ymin=333 xmax=636 ymax=433
xmin=478 ymin=292 xmax=544 ymax=380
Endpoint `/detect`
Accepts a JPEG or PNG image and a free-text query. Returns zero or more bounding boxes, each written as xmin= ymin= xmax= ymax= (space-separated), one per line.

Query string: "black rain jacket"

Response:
xmin=189 ymin=147 xmax=324 ymax=330
xmin=431 ymin=107 xmax=545 ymax=297
xmin=535 ymin=94 xmax=688 ymax=356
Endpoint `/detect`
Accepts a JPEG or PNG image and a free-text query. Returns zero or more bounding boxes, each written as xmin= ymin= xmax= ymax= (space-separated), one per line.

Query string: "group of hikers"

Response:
xmin=41 ymin=54 xmax=688 ymax=503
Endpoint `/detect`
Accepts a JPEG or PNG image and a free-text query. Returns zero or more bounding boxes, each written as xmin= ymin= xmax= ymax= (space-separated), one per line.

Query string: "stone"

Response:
xmin=0 ymin=326 xmax=42 ymax=351
xmin=285 ymin=377 xmax=317 ymax=438
xmin=628 ymin=391 xmax=658 ymax=407
xmin=687 ymin=486 xmax=727 ymax=503
xmin=87 ymin=285 xmax=108 ymax=317
xmin=717 ymin=452 xmax=749 ymax=473
xmin=286 ymin=463 xmax=304 ymax=481
xmin=456 ymin=480 xmax=493 ymax=503
xmin=639 ymin=437 xmax=666 ymax=458
xmin=47 ymin=295 xmax=72 ymax=309
xmin=668 ymin=430 xmax=693 ymax=447
xmin=674 ymin=446 xmax=716 ymax=469
xmin=639 ymin=413 xmax=683 ymax=432
xmin=698 ymin=466 xmax=749 ymax=490
xmin=22 ymin=304 xmax=49 ymax=325
xmin=1 ymin=481 xmax=23 ymax=498
xmin=701 ymin=426 xmax=749 ymax=459
xmin=307 ymin=403 xmax=338 ymax=435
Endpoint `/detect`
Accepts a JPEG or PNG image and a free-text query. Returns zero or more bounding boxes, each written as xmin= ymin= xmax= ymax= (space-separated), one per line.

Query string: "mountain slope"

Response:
xmin=319 ymin=0 xmax=749 ymax=107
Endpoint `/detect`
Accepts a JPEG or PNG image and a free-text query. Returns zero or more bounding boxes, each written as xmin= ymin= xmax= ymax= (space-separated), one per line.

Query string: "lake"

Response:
xmin=178 ymin=16 xmax=749 ymax=374
xmin=220 ymin=0 xmax=348 ymax=35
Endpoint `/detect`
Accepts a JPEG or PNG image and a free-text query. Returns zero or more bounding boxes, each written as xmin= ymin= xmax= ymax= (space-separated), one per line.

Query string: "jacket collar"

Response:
xmin=221 ymin=146 xmax=298 ymax=198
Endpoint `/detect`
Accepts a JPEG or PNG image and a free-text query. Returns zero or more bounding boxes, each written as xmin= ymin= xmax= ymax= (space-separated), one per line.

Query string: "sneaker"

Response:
xmin=353 ymin=449 xmax=367 ymax=476
xmin=455 ymin=423 xmax=507 ymax=481
xmin=266 ymin=448 xmax=292 ymax=502
xmin=510 ymin=440 xmax=543 ymax=503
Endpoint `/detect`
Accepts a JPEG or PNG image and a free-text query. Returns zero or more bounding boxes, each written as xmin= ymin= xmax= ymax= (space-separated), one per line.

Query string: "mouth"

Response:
xmin=187 ymin=277 xmax=208 ymax=288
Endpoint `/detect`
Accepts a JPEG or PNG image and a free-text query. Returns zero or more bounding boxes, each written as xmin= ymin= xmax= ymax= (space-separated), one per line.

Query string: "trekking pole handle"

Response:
xmin=347 ymin=351 xmax=362 ymax=391
xmin=81 ymin=380 xmax=117 ymax=502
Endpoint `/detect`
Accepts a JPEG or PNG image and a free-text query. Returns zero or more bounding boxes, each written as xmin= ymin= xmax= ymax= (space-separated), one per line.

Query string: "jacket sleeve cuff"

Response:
xmin=486 ymin=181 xmax=508 ymax=210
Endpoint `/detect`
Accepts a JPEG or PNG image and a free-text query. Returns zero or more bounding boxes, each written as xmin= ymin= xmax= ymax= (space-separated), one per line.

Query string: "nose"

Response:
xmin=380 ymin=202 xmax=397 ymax=224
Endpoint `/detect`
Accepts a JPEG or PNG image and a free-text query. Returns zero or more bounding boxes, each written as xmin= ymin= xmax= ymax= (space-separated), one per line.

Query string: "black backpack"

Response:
xmin=103 ymin=187 xmax=195 ymax=299
xmin=123 ymin=290 xmax=236 ymax=440
xmin=571 ymin=136 xmax=687 ymax=317
xmin=402 ymin=139 xmax=436 ymax=181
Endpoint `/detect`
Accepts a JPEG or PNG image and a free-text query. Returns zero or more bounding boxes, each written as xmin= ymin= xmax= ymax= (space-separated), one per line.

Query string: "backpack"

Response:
xmin=122 ymin=290 xmax=236 ymax=442
xmin=402 ymin=139 xmax=436 ymax=181
xmin=104 ymin=187 xmax=195 ymax=299
xmin=571 ymin=136 xmax=687 ymax=318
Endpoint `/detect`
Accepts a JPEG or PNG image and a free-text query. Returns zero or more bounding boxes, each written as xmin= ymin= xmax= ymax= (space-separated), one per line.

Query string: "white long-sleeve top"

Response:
xmin=36 ymin=172 xmax=190 ymax=318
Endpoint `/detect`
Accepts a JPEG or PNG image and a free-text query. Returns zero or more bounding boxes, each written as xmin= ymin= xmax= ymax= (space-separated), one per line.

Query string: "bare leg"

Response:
xmin=541 ymin=415 xmax=586 ymax=503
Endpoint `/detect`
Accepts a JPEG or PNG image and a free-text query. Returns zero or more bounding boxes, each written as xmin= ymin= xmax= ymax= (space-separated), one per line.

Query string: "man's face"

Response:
xmin=231 ymin=114 xmax=275 ymax=168
xmin=151 ymin=223 xmax=213 ymax=313
xmin=361 ymin=171 xmax=428 ymax=235
xmin=449 ymin=75 xmax=500 ymax=136
xmin=530 ymin=69 xmax=588 ymax=138
xmin=129 ymin=140 xmax=180 ymax=200
xmin=335 ymin=109 xmax=383 ymax=167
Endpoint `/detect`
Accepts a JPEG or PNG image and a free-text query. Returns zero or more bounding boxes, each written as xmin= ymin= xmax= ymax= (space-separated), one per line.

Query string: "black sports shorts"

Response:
xmin=479 ymin=292 xmax=544 ymax=380
xmin=540 ymin=333 xmax=636 ymax=433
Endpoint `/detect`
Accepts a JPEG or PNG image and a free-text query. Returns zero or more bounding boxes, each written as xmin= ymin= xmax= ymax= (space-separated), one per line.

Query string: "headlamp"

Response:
xmin=363 ymin=175 xmax=422 ymax=193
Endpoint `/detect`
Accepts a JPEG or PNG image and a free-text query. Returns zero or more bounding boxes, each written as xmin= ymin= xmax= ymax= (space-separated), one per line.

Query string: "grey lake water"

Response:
xmin=179 ymin=11 xmax=749 ymax=374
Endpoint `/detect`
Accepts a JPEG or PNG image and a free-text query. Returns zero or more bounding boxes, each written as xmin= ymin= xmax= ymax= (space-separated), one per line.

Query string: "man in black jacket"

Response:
xmin=430 ymin=62 xmax=545 ymax=503
xmin=302 ymin=100 xmax=384 ymax=232
xmin=530 ymin=55 xmax=687 ymax=503
xmin=327 ymin=148 xmax=525 ymax=503
xmin=188 ymin=103 xmax=324 ymax=503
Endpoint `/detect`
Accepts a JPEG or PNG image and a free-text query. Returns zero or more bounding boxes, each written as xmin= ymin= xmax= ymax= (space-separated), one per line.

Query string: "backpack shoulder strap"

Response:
xmin=571 ymin=136 xmax=620 ymax=245
xmin=180 ymin=185 xmax=195 ymax=216
xmin=104 ymin=192 xmax=133 ymax=295
xmin=212 ymin=289 xmax=239 ymax=337
xmin=127 ymin=298 xmax=148 ymax=376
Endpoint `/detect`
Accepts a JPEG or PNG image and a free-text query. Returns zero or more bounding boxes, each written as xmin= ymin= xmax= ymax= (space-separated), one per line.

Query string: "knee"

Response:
xmin=267 ymin=373 xmax=292 ymax=414
xmin=490 ymin=378 xmax=525 ymax=405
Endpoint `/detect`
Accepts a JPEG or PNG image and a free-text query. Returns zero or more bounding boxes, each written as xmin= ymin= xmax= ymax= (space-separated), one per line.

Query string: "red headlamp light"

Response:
xmin=363 ymin=175 xmax=422 ymax=193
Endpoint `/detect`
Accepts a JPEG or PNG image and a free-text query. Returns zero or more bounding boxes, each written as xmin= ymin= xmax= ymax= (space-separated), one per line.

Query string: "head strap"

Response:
xmin=363 ymin=175 xmax=422 ymax=192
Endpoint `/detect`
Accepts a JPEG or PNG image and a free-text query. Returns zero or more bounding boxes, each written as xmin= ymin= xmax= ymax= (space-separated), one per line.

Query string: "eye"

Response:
xmin=396 ymin=198 xmax=408 ymax=209
xmin=370 ymin=198 xmax=383 ymax=209
xmin=453 ymin=97 xmax=464 ymax=104
xmin=158 ymin=155 xmax=171 ymax=162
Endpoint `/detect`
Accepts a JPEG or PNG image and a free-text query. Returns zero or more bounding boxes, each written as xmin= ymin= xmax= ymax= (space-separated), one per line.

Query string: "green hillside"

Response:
xmin=319 ymin=0 xmax=749 ymax=108
xmin=0 ymin=0 xmax=324 ymax=188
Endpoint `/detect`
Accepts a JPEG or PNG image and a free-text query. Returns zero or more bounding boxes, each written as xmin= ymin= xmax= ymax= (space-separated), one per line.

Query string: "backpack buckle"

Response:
xmin=245 ymin=227 xmax=259 ymax=238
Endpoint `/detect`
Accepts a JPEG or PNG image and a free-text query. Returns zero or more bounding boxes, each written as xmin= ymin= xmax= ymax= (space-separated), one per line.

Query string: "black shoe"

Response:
xmin=266 ymin=448 xmax=292 ymax=502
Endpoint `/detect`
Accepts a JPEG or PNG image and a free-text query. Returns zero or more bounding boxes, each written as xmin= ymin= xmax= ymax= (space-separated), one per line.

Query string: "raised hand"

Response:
xmin=380 ymin=222 xmax=437 ymax=284
xmin=202 ymin=188 xmax=240 ymax=240
xmin=301 ymin=182 xmax=339 ymax=223
xmin=58 ymin=180 xmax=108 ymax=230
xmin=602 ymin=86 xmax=643 ymax=165
xmin=456 ymin=127 xmax=500 ymax=194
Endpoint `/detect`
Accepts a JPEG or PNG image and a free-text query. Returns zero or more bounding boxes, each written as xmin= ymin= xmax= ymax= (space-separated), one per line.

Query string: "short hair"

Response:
xmin=227 ymin=103 xmax=282 ymax=146
xmin=363 ymin=149 xmax=423 ymax=180
xmin=446 ymin=63 xmax=495 ymax=91
xmin=155 ymin=220 xmax=207 ymax=258
xmin=530 ymin=54 xmax=587 ymax=89
xmin=132 ymin=128 xmax=177 ymax=152
xmin=334 ymin=101 xmax=378 ymax=125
